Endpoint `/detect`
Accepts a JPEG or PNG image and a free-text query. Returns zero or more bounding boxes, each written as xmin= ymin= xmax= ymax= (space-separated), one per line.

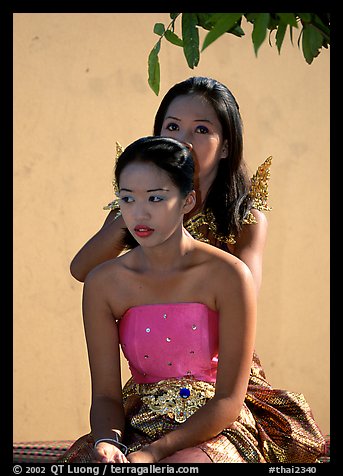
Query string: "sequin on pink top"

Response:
xmin=118 ymin=302 xmax=219 ymax=384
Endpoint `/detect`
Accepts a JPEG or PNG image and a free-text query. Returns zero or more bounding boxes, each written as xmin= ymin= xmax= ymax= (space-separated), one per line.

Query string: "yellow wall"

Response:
xmin=14 ymin=13 xmax=330 ymax=441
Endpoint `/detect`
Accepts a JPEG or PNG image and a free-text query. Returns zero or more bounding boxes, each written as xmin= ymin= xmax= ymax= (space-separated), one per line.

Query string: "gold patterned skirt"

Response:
xmin=58 ymin=353 xmax=325 ymax=463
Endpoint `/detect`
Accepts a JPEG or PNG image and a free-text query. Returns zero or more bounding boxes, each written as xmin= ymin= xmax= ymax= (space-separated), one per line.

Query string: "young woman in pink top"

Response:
xmin=70 ymin=77 xmax=269 ymax=296
xmin=59 ymin=136 xmax=325 ymax=464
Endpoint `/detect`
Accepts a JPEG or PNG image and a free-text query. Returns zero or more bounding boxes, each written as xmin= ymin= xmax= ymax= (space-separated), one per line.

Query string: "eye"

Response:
xmin=195 ymin=125 xmax=209 ymax=134
xmin=120 ymin=196 xmax=134 ymax=203
xmin=164 ymin=122 xmax=179 ymax=132
xmin=149 ymin=196 xmax=164 ymax=202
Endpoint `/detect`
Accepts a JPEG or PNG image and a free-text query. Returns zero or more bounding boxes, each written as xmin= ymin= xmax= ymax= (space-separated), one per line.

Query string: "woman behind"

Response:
xmin=70 ymin=76 xmax=269 ymax=296
xmin=59 ymin=136 xmax=325 ymax=464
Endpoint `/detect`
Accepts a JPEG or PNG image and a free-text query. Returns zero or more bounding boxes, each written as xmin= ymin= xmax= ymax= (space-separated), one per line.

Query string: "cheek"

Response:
xmin=195 ymin=138 xmax=222 ymax=166
xmin=161 ymin=129 xmax=172 ymax=138
xmin=120 ymin=206 xmax=133 ymax=224
xmin=163 ymin=198 xmax=185 ymax=218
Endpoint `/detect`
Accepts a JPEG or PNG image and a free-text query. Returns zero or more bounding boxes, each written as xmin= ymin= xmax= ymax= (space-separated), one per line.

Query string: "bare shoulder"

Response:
xmin=243 ymin=209 xmax=268 ymax=236
xmin=251 ymin=208 xmax=268 ymax=232
xmin=194 ymin=240 xmax=253 ymax=284
xmin=250 ymin=208 xmax=268 ymax=228
xmin=192 ymin=242 xmax=256 ymax=313
xmin=84 ymin=251 xmax=130 ymax=292
xmin=232 ymin=209 xmax=268 ymax=254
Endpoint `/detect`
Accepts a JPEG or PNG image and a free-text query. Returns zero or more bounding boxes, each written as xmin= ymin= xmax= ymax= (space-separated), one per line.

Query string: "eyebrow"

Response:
xmin=119 ymin=188 xmax=170 ymax=193
xmin=147 ymin=188 xmax=170 ymax=192
xmin=165 ymin=115 xmax=213 ymax=124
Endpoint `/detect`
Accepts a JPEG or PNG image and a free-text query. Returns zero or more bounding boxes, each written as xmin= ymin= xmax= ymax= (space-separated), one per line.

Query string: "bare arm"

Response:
xmin=231 ymin=209 xmax=268 ymax=296
xmin=70 ymin=210 xmax=126 ymax=282
xmin=129 ymin=260 xmax=257 ymax=463
xmin=82 ymin=269 xmax=128 ymax=463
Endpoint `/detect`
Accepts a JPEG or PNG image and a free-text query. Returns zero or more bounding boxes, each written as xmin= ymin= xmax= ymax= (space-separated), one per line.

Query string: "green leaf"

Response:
xmin=170 ymin=13 xmax=179 ymax=20
xmin=275 ymin=22 xmax=287 ymax=53
xmin=230 ymin=24 xmax=245 ymax=38
xmin=297 ymin=13 xmax=312 ymax=23
xmin=196 ymin=13 xmax=217 ymax=31
xmin=165 ymin=29 xmax=183 ymax=47
xmin=153 ymin=23 xmax=165 ymax=36
xmin=301 ymin=24 xmax=324 ymax=64
xmin=311 ymin=14 xmax=330 ymax=42
xmin=267 ymin=14 xmax=279 ymax=32
xmin=276 ymin=13 xmax=298 ymax=28
xmin=181 ymin=13 xmax=200 ymax=68
xmin=245 ymin=13 xmax=257 ymax=23
xmin=148 ymin=42 xmax=161 ymax=95
xmin=252 ymin=13 xmax=270 ymax=56
xmin=202 ymin=13 xmax=243 ymax=51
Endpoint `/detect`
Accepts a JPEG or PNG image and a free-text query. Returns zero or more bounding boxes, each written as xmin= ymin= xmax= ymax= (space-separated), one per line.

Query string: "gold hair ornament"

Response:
xmin=111 ymin=141 xmax=124 ymax=194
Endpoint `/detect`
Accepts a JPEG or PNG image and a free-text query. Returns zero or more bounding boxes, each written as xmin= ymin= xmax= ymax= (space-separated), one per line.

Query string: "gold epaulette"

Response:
xmin=249 ymin=156 xmax=273 ymax=211
xmin=242 ymin=156 xmax=273 ymax=225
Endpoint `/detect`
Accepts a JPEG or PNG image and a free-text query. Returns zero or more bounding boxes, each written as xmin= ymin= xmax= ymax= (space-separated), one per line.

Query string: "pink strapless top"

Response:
xmin=118 ymin=302 xmax=219 ymax=384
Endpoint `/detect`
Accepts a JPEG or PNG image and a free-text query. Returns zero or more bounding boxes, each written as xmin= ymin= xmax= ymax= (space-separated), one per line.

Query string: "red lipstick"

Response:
xmin=134 ymin=225 xmax=154 ymax=238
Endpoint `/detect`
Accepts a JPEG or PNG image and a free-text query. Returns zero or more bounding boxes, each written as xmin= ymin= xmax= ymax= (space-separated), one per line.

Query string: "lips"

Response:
xmin=134 ymin=225 xmax=155 ymax=238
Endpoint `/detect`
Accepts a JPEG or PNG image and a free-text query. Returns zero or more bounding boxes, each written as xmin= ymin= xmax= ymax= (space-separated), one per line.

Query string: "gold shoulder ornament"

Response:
xmin=184 ymin=156 xmax=273 ymax=245
xmin=242 ymin=156 xmax=273 ymax=225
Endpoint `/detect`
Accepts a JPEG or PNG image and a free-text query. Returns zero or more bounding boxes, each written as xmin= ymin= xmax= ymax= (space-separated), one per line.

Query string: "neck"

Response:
xmin=186 ymin=168 xmax=217 ymax=219
xmin=138 ymin=228 xmax=194 ymax=273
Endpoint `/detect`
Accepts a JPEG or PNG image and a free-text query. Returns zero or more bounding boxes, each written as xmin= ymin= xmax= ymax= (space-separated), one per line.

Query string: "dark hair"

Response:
xmin=153 ymin=76 xmax=252 ymax=238
xmin=115 ymin=136 xmax=194 ymax=248
xmin=115 ymin=136 xmax=194 ymax=195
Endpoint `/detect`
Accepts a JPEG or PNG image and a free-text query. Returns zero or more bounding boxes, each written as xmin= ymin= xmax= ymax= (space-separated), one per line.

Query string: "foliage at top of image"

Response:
xmin=148 ymin=13 xmax=330 ymax=95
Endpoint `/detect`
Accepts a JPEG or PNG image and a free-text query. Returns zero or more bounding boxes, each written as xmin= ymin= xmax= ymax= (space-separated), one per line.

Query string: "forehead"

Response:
xmin=119 ymin=161 xmax=175 ymax=189
xmin=164 ymin=94 xmax=219 ymax=122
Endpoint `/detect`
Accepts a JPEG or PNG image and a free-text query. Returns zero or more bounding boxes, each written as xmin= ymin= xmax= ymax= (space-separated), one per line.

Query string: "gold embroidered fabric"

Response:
xmin=184 ymin=208 xmax=237 ymax=245
xmin=126 ymin=377 xmax=215 ymax=423
xmin=103 ymin=155 xmax=273 ymax=246
xmin=58 ymin=353 xmax=325 ymax=463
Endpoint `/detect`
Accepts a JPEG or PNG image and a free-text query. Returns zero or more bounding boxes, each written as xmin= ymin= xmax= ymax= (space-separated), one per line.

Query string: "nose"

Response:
xmin=133 ymin=201 xmax=150 ymax=221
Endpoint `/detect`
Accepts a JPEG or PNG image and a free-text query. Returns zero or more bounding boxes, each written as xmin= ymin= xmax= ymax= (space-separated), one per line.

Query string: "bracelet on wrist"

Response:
xmin=94 ymin=437 xmax=128 ymax=456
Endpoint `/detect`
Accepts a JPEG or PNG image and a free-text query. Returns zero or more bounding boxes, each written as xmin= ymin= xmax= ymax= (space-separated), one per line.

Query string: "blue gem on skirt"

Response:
xmin=179 ymin=387 xmax=191 ymax=399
